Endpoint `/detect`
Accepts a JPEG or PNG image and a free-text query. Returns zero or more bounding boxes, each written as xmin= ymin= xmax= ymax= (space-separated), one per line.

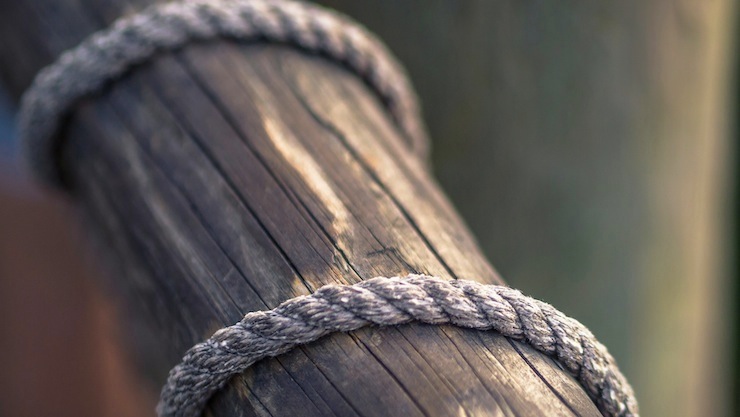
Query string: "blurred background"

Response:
xmin=1 ymin=1 xmax=738 ymax=416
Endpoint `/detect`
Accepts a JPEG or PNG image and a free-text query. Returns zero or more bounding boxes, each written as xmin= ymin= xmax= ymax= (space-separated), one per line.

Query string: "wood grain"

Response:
xmin=0 ymin=1 xmax=602 ymax=415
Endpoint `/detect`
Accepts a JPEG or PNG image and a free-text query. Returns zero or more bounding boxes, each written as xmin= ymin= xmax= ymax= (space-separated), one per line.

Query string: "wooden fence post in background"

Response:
xmin=0 ymin=0 xmax=608 ymax=415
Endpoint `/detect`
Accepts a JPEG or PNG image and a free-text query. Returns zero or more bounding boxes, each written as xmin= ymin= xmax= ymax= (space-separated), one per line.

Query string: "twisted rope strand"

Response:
xmin=18 ymin=0 xmax=428 ymax=187
xmin=159 ymin=275 xmax=638 ymax=417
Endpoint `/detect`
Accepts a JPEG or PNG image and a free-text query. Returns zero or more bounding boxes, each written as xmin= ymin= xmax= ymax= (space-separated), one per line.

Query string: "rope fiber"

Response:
xmin=18 ymin=0 xmax=428 ymax=188
xmin=159 ymin=275 xmax=638 ymax=417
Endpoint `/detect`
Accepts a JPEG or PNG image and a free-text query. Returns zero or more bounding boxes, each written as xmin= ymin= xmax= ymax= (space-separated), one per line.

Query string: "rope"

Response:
xmin=17 ymin=0 xmax=428 ymax=188
xmin=159 ymin=275 xmax=638 ymax=417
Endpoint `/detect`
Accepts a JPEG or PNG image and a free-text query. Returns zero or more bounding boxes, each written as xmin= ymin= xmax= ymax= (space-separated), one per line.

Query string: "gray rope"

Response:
xmin=159 ymin=275 xmax=638 ymax=417
xmin=17 ymin=0 xmax=428 ymax=188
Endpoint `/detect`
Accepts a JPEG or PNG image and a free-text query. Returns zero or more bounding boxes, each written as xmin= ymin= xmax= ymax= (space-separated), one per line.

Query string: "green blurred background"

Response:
xmin=1 ymin=1 xmax=738 ymax=416
xmin=313 ymin=2 xmax=737 ymax=416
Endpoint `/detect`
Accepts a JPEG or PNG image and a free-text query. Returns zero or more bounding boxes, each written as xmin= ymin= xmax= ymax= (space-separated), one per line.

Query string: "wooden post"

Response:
xmin=0 ymin=1 xmax=603 ymax=415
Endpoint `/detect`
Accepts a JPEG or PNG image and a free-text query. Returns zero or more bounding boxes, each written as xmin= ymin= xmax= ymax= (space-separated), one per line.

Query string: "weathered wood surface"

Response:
xmin=0 ymin=1 xmax=602 ymax=415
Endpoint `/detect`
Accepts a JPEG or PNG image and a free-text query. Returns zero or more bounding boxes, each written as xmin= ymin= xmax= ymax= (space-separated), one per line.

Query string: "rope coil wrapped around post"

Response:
xmin=18 ymin=0 xmax=428 ymax=188
xmin=17 ymin=1 xmax=639 ymax=416
xmin=158 ymin=275 xmax=638 ymax=417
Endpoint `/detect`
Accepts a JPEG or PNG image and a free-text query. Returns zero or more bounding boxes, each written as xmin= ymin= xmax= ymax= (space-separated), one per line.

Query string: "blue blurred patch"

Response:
xmin=0 ymin=87 xmax=17 ymax=163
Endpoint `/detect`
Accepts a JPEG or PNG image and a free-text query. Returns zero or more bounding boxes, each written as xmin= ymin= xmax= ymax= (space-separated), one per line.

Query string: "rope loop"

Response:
xmin=159 ymin=275 xmax=639 ymax=417
xmin=18 ymin=0 xmax=429 ymax=188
